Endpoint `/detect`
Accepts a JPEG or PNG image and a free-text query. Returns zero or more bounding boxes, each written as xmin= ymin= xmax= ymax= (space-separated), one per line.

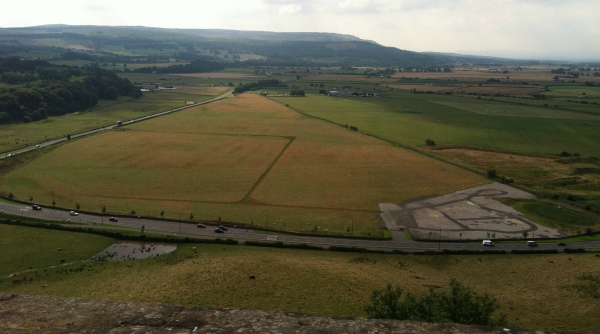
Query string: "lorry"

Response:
xmin=482 ymin=240 xmax=494 ymax=246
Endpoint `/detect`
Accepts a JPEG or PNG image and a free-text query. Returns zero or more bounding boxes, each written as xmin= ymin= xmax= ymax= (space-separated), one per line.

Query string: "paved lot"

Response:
xmin=379 ymin=182 xmax=564 ymax=240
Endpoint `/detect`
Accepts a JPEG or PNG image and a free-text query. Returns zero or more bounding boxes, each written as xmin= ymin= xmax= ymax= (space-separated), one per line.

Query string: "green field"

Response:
xmin=1 ymin=224 xmax=599 ymax=333
xmin=49 ymin=60 xmax=191 ymax=70
xmin=498 ymin=199 xmax=600 ymax=233
xmin=0 ymin=94 xmax=485 ymax=237
xmin=0 ymin=223 xmax=114 ymax=276
xmin=523 ymin=202 xmax=596 ymax=226
xmin=0 ymin=87 xmax=228 ymax=153
xmin=271 ymin=91 xmax=600 ymax=156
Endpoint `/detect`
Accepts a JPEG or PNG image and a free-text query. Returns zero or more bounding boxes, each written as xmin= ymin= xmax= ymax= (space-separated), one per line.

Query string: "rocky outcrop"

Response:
xmin=0 ymin=293 xmax=578 ymax=334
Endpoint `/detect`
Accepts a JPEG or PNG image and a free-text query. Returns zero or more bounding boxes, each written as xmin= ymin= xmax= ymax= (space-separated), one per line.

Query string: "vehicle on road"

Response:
xmin=196 ymin=223 xmax=206 ymax=228
xmin=557 ymin=242 xmax=567 ymax=246
xmin=69 ymin=211 xmax=78 ymax=216
xmin=6 ymin=154 xmax=11 ymax=158
xmin=215 ymin=228 xmax=225 ymax=233
xmin=32 ymin=204 xmax=42 ymax=210
xmin=109 ymin=217 xmax=118 ymax=222
xmin=218 ymin=225 xmax=228 ymax=231
xmin=527 ymin=240 xmax=538 ymax=247
xmin=482 ymin=240 xmax=494 ymax=246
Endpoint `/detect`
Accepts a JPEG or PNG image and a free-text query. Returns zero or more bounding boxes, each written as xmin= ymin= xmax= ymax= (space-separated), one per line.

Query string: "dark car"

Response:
xmin=218 ymin=225 xmax=228 ymax=231
xmin=557 ymin=242 xmax=567 ymax=246
xmin=109 ymin=217 xmax=118 ymax=222
xmin=196 ymin=223 xmax=206 ymax=228
xmin=215 ymin=228 xmax=225 ymax=233
xmin=32 ymin=205 xmax=42 ymax=211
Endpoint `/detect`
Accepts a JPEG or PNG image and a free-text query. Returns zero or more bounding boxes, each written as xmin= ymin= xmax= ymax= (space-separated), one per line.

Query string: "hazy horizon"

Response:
xmin=2 ymin=0 xmax=599 ymax=62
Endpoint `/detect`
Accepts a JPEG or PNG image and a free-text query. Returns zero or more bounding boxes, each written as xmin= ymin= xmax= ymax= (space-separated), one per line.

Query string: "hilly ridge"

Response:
xmin=0 ymin=25 xmax=544 ymax=67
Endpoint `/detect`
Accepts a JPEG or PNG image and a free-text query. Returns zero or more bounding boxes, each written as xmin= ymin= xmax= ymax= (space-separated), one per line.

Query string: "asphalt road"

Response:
xmin=2 ymin=201 xmax=600 ymax=251
xmin=0 ymin=90 xmax=233 ymax=159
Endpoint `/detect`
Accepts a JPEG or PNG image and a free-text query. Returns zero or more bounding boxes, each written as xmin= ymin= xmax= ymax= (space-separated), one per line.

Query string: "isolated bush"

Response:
xmin=487 ymin=169 xmax=497 ymax=178
xmin=425 ymin=139 xmax=436 ymax=146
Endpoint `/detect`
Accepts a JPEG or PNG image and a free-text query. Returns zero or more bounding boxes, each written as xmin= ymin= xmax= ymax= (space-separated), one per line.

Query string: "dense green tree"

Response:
xmin=104 ymin=87 xmax=119 ymax=100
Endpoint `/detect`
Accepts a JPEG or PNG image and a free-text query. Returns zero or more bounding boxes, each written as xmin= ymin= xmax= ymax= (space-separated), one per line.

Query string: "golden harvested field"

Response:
xmin=0 ymin=94 xmax=485 ymax=236
xmin=4 ymin=243 xmax=599 ymax=333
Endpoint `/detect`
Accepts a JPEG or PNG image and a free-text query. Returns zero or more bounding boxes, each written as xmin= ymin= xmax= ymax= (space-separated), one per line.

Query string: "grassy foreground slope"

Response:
xmin=1 ymin=229 xmax=598 ymax=333
xmin=0 ymin=94 xmax=485 ymax=236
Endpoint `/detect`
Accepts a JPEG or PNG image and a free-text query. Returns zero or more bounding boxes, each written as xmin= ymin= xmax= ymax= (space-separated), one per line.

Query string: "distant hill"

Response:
xmin=0 ymin=25 xmax=549 ymax=67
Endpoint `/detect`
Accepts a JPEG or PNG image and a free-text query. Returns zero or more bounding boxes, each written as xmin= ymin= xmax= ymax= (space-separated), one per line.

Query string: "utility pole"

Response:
xmin=179 ymin=212 xmax=182 ymax=234
xmin=351 ymin=219 xmax=354 ymax=235
xmin=439 ymin=228 xmax=441 ymax=250
xmin=266 ymin=213 xmax=269 ymax=230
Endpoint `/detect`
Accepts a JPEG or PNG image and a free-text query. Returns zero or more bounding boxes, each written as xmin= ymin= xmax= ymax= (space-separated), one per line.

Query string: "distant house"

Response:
xmin=329 ymin=91 xmax=351 ymax=97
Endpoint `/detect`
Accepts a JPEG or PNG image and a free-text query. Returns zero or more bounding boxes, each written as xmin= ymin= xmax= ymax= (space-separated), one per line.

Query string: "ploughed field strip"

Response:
xmin=379 ymin=182 xmax=563 ymax=240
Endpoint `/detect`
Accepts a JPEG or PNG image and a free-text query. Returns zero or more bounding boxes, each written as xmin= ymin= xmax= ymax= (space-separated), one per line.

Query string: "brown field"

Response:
xmin=390 ymin=68 xmax=579 ymax=83
xmin=460 ymin=85 xmax=545 ymax=95
xmin=389 ymin=84 xmax=456 ymax=92
xmin=307 ymin=67 xmax=583 ymax=85
xmin=163 ymin=85 xmax=230 ymax=96
xmin=0 ymin=94 xmax=485 ymax=236
xmin=68 ymin=45 xmax=95 ymax=51
xmin=314 ymin=74 xmax=397 ymax=83
xmin=179 ymin=72 xmax=262 ymax=79
xmin=5 ymin=243 xmax=600 ymax=333
xmin=388 ymin=84 xmax=543 ymax=95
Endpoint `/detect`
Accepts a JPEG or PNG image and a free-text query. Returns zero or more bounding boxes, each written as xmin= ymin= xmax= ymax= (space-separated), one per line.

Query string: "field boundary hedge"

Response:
xmin=510 ymin=249 xmax=559 ymax=254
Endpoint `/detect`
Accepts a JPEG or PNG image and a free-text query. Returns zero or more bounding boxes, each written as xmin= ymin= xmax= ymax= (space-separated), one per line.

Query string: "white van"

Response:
xmin=527 ymin=240 xmax=537 ymax=247
xmin=482 ymin=240 xmax=494 ymax=246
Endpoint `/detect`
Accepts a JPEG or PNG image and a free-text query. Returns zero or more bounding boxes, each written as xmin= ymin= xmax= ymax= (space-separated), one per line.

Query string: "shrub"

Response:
xmin=365 ymin=279 xmax=507 ymax=326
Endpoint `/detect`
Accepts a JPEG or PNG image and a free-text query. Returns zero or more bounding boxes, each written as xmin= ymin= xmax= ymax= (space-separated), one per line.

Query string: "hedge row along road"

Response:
xmin=2 ymin=200 xmax=599 ymax=251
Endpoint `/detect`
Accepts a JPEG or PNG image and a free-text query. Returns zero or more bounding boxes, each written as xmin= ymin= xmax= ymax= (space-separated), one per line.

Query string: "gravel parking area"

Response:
xmin=379 ymin=182 xmax=563 ymax=240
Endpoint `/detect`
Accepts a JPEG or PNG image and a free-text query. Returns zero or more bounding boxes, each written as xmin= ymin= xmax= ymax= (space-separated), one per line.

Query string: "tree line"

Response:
xmin=0 ymin=58 xmax=141 ymax=124
xmin=133 ymin=59 xmax=224 ymax=74
xmin=233 ymin=79 xmax=287 ymax=94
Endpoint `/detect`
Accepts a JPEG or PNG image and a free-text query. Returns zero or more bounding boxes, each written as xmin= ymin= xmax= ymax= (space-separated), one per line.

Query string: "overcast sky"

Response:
xmin=2 ymin=0 xmax=599 ymax=60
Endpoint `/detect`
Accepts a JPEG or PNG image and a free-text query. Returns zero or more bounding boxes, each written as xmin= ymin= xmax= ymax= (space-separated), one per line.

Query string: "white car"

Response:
xmin=69 ymin=211 xmax=79 ymax=216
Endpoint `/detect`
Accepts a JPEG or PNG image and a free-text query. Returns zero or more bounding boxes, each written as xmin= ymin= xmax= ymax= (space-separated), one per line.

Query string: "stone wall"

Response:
xmin=0 ymin=293 xmax=579 ymax=334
